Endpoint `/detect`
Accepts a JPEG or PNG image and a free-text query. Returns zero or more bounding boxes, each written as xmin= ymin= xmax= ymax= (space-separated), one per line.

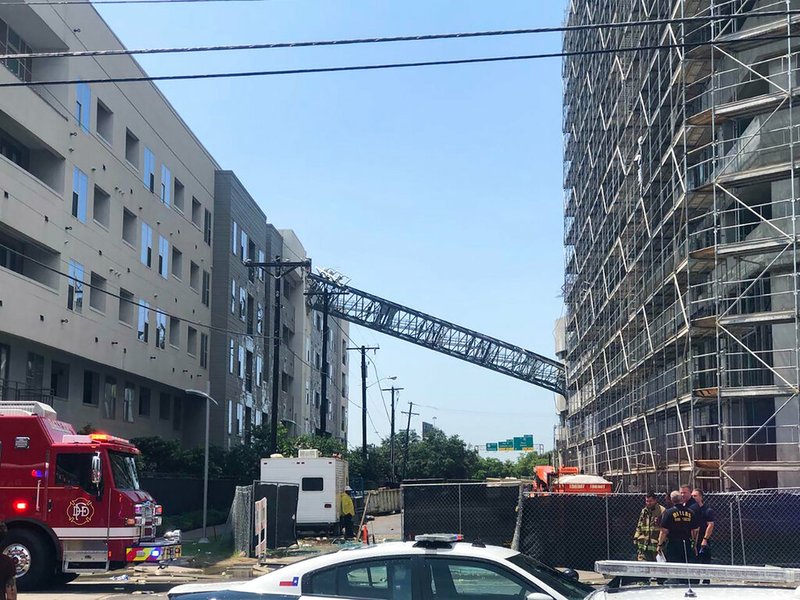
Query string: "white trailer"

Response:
xmin=259 ymin=450 xmax=348 ymax=531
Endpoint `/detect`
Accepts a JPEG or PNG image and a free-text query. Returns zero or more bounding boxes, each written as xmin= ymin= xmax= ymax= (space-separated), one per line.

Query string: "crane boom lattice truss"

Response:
xmin=306 ymin=273 xmax=566 ymax=395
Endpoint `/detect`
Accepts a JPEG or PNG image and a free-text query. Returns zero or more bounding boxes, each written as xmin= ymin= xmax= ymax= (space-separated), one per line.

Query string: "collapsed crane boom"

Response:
xmin=306 ymin=273 xmax=566 ymax=395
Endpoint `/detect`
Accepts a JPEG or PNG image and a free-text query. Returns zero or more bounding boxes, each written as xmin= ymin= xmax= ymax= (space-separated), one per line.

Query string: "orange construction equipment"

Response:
xmin=533 ymin=465 xmax=611 ymax=495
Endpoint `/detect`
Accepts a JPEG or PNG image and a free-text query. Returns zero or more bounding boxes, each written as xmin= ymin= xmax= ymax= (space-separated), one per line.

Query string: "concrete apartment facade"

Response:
xmin=280 ymin=230 xmax=349 ymax=441
xmin=209 ymin=171 xmax=271 ymax=448
xmin=560 ymin=0 xmax=800 ymax=490
xmin=0 ymin=2 xmax=351 ymax=449
xmin=0 ymin=2 xmax=215 ymax=444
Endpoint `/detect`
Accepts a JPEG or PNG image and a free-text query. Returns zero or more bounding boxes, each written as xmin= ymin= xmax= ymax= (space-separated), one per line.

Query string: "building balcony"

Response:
xmin=0 ymin=380 xmax=53 ymax=406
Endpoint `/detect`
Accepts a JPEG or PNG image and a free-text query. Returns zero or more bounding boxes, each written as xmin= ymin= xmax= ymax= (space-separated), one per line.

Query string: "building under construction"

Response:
xmin=559 ymin=0 xmax=800 ymax=491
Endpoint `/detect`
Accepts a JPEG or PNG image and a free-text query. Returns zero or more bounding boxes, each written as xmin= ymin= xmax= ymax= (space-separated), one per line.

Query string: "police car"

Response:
xmin=587 ymin=560 xmax=800 ymax=599
xmin=167 ymin=534 xmax=593 ymax=600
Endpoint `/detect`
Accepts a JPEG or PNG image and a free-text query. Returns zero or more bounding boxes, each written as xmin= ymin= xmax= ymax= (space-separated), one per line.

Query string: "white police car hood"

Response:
xmin=170 ymin=564 xmax=306 ymax=597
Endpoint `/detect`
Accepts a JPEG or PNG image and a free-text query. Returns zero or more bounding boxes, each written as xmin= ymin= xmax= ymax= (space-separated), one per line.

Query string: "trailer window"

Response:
xmin=109 ymin=451 xmax=141 ymax=490
xmin=55 ymin=453 xmax=99 ymax=495
xmin=302 ymin=477 xmax=324 ymax=491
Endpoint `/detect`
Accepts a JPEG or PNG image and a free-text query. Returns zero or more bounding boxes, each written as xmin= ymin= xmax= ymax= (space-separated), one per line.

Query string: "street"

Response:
xmin=22 ymin=581 xmax=180 ymax=600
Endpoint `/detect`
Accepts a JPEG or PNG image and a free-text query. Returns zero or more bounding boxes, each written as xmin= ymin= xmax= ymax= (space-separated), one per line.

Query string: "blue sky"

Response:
xmin=97 ymin=0 xmax=567 ymax=453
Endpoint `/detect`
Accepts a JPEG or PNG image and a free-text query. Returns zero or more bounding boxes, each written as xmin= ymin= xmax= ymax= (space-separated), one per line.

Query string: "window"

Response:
xmin=50 ymin=361 xmax=70 ymax=400
xmin=160 ymin=165 xmax=171 ymax=205
xmin=257 ymin=303 xmax=264 ymax=334
xmin=240 ymin=229 xmax=248 ymax=262
xmin=248 ymin=241 xmax=256 ymax=281
xmin=256 ymin=354 xmax=263 ymax=386
xmin=159 ymin=392 xmax=171 ymax=419
xmin=89 ymin=272 xmax=106 ymax=312
xmin=189 ymin=261 xmax=200 ymax=291
xmin=125 ymin=129 xmax=139 ymax=167
xmin=118 ymin=288 xmax=134 ymax=325
xmin=202 ymin=270 xmax=210 ymax=306
xmin=171 ymin=246 xmax=183 ymax=280
xmin=238 ymin=344 xmax=245 ymax=378
xmin=139 ymin=386 xmax=151 ymax=416
xmin=155 ymin=311 xmax=166 ymax=349
xmin=191 ymin=197 xmax=201 ymax=227
xmin=122 ymin=208 xmax=137 ymax=246
xmin=204 ymin=209 xmax=212 ymax=245
xmin=169 ymin=316 xmax=180 ymax=347
xmin=423 ymin=558 xmax=542 ymax=600
xmin=72 ymin=167 xmax=88 ymax=222
xmin=123 ymin=382 xmax=135 ymax=422
xmin=75 ymin=82 xmax=90 ymax=132
xmin=83 ymin=370 xmax=99 ymax=405
xmin=236 ymin=403 xmax=243 ymax=435
xmin=25 ymin=352 xmax=44 ymax=390
xmin=140 ymin=222 xmax=153 ymax=267
xmin=258 ymin=249 xmax=266 ymax=280
xmin=173 ymin=396 xmax=182 ymax=431
xmin=96 ymin=100 xmax=113 ymax=143
xmin=158 ymin=235 xmax=169 ymax=278
xmin=137 ymin=300 xmax=149 ymax=342
xmin=229 ymin=338 xmax=235 ymax=374
xmin=227 ymin=400 xmax=233 ymax=434
xmin=103 ymin=376 xmax=117 ymax=419
xmin=245 ymin=350 xmax=253 ymax=392
xmin=143 ymin=147 xmax=155 ymax=192
xmin=231 ymin=279 xmax=237 ymax=313
xmin=67 ymin=259 xmax=84 ymax=313
xmin=55 ymin=454 xmax=98 ymax=495
xmin=232 ymin=221 xmax=238 ymax=255
xmin=171 ymin=179 xmax=185 ymax=214
xmin=342 ymin=373 xmax=347 ymax=397
xmin=246 ymin=294 xmax=254 ymax=334
xmin=302 ymin=477 xmax=324 ymax=492
xmin=239 ymin=287 xmax=246 ymax=321
xmin=93 ymin=185 xmax=110 ymax=228
xmin=187 ymin=326 xmax=197 ymax=356
xmin=200 ymin=333 xmax=208 ymax=368
xmin=1 ymin=19 xmax=33 ymax=82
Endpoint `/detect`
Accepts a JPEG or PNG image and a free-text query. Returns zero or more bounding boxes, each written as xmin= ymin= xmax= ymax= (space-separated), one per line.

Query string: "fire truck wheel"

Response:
xmin=1 ymin=528 xmax=54 ymax=590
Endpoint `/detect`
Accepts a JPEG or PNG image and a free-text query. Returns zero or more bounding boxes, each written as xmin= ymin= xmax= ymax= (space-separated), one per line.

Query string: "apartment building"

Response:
xmin=209 ymin=171 xmax=272 ymax=448
xmin=0 ymin=3 xmax=215 ymax=442
xmin=280 ymin=230 xmax=349 ymax=442
xmin=560 ymin=0 xmax=800 ymax=490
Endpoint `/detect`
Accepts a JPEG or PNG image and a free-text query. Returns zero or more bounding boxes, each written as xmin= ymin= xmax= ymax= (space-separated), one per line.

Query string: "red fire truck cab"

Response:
xmin=0 ymin=402 xmax=181 ymax=589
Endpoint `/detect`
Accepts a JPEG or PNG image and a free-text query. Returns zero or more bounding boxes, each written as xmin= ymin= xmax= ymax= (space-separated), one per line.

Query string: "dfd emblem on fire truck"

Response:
xmin=67 ymin=498 xmax=95 ymax=525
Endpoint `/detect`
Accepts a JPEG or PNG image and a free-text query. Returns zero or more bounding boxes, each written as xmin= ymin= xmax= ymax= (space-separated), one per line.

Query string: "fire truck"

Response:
xmin=532 ymin=466 xmax=612 ymax=495
xmin=0 ymin=402 xmax=181 ymax=589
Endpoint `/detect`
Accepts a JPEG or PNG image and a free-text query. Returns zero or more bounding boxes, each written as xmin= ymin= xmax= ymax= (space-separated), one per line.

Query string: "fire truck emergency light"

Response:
xmin=13 ymin=501 xmax=28 ymax=512
xmin=30 ymin=469 xmax=43 ymax=478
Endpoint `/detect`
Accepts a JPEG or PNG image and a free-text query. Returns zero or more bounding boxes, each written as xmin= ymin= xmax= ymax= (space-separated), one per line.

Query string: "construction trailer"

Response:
xmin=560 ymin=0 xmax=800 ymax=491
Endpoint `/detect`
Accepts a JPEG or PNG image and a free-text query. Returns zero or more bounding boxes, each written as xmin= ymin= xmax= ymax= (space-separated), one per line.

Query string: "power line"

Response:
xmin=5 ymin=10 xmax=800 ymax=60
xmin=5 ymin=31 xmax=799 ymax=88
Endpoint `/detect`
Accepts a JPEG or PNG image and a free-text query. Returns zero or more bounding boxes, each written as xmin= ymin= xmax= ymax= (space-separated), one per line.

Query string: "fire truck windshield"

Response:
xmin=109 ymin=451 xmax=142 ymax=490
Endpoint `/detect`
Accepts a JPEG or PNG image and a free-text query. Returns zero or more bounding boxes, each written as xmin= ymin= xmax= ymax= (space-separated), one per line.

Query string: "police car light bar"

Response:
xmin=595 ymin=561 xmax=800 ymax=585
xmin=414 ymin=534 xmax=464 ymax=543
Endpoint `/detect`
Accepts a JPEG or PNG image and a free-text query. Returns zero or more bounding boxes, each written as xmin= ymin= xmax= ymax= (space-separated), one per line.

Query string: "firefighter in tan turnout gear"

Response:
xmin=633 ymin=491 xmax=665 ymax=561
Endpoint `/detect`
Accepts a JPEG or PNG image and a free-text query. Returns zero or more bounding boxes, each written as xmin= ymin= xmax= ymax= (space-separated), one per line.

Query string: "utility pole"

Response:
xmin=401 ymin=401 xmax=419 ymax=481
xmin=382 ymin=385 xmax=403 ymax=484
xmin=346 ymin=345 xmax=379 ymax=466
xmin=246 ymin=256 xmax=311 ymax=454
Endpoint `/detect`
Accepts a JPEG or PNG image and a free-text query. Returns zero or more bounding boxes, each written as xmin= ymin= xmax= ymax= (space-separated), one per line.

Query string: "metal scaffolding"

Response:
xmin=559 ymin=0 xmax=800 ymax=491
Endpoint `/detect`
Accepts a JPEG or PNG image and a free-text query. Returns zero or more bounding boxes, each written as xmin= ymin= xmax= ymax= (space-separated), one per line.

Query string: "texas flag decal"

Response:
xmin=279 ymin=577 xmax=299 ymax=587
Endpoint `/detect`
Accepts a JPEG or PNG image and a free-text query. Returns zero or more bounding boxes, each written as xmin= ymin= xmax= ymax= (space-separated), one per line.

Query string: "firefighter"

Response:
xmin=633 ymin=491 xmax=665 ymax=561
xmin=657 ymin=490 xmax=698 ymax=563
xmin=339 ymin=486 xmax=356 ymax=539
xmin=0 ymin=522 xmax=17 ymax=600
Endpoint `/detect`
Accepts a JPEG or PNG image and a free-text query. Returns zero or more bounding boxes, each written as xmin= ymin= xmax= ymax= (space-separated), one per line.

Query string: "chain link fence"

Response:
xmin=402 ymin=483 xmax=800 ymax=571
xmin=229 ymin=485 xmax=253 ymax=556
xmin=517 ymin=487 xmax=800 ymax=570
xmin=402 ymin=482 xmax=522 ymax=547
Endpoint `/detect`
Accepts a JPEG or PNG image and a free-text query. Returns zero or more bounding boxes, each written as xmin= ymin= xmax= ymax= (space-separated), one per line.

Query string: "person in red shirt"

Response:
xmin=0 ymin=523 xmax=16 ymax=600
